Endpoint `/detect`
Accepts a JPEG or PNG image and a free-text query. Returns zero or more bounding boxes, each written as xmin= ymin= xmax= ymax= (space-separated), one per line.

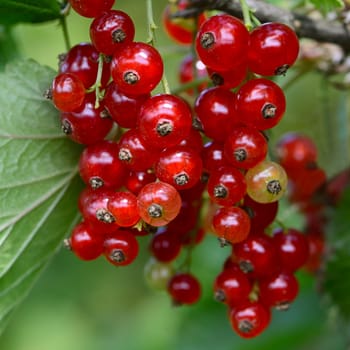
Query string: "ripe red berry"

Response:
xmin=207 ymin=62 xmax=247 ymax=90
xmin=248 ymin=22 xmax=299 ymax=76
xmin=137 ymin=94 xmax=193 ymax=150
xmin=195 ymin=14 xmax=249 ymax=71
xmin=212 ymin=206 xmax=251 ymax=245
xmin=69 ymin=221 xmax=104 ymax=261
xmin=201 ymin=141 xmax=229 ymax=174
xmin=59 ymin=42 xmax=110 ymax=89
xmin=69 ymin=0 xmax=115 ymax=18
xmin=195 ymin=87 xmax=238 ymax=142
xmin=125 ymin=170 xmax=157 ymax=195
xmin=207 ymin=166 xmax=247 ymax=206
xmin=79 ymin=140 xmax=128 ymax=189
xmin=229 ymin=301 xmax=271 ymax=338
xmin=107 ymin=191 xmax=140 ymax=227
xmin=111 ymin=42 xmax=164 ymax=96
xmin=224 ymin=126 xmax=268 ymax=169
xmin=167 ymin=273 xmax=201 ymax=305
xmin=258 ymin=271 xmax=299 ymax=310
xmin=52 ymin=73 xmax=85 ymax=112
xmin=137 ymin=181 xmax=182 ymax=227
xmin=90 ymin=10 xmax=135 ymax=56
xmin=103 ymin=229 xmax=139 ymax=266
xmin=150 ymin=229 xmax=182 ymax=262
xmin=60 ymin=93 xmax=113 ymax=145
xmin=155 ymin=146 xmax=203 ymax=190
xmin=214 ymin=268 xmax=251 ymax=307
xmin=235 ymin=78 xmax=286 ymax=130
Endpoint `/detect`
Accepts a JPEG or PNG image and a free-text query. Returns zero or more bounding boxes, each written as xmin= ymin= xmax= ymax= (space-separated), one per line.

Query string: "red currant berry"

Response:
xmin=195 ymin=87 xmax=238 ymax=142
xmin=59 ymin=42 xmax=110 ymax=89
xmin=104 ymin=82 xmax=150 ymax=129
xmin=233 ymin=233 xmax=279 ymax=278
xmin=68 ymin=221 xmax=104 ymax=260
xmin=207 ymin=166 xmax=247 ymax=206
xmin=259 ymin=271 xmax=299 ymax=310
xmin=137 ymin=181 xmax=182 ymax=227
xmin=229 ymin=301 xmax=271 ymax=338
xmin=235 ymin=78 xmax=286 ymax=130
xmin=207 ymin=62 xmax=247 ymax=90
xmin=79 ymin=140 xmax=128 ymax=189
xmin=90 ymin=10 xmax=135 ymax=56
xmin=125 ymin=170 xmax=157 ymax=195
xmin=214 ymin=268 xmax=251 ymax=307
xmin=150 ymin=229 xmax=182 ymax=262
xmin=103 ymin=229 xmax=139 ymax=266
xmin=52 ymin=73 xmax=85 ymax=112
xmin=156 ymin=146 xmax=203 ymax=190
xmin=201 ymin=141 xmax=229 ymax=174
xmin=248 ymin=22 xmax=299 ymax=76
xmin=195 ymin=14 xmax=249 ymax=71
xmin=272 ymin=228 xmax=310 ymax=272
xmin=179 ymin=128 xmax=204 ymax=153
xmin=245 ymin=160 xmax=288 ymax=203
xmin=69 ymin=0 xmax=115 ymax=18
xmin=212 ymin=206 xmax=251 ymax=245
xmin=107 ymin=191 xmax=140 ymax=227
xmin=137 ymin=94 xmax=192 ymax=150
xmin=60 ymin=93 xmax=113 ymax=145
xmin=167 ymin=273 xmax=201 ymax=305
xmin=111 ymin=42 xmax=164 ymax=96
xmin=224 ymin=126 xmax=268 ymax=169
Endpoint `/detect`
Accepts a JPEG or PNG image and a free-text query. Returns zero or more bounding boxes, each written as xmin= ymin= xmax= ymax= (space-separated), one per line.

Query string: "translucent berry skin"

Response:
xmin=79 ymin=140 xmax=128 ymax=189
xmin=78 ymin=187 xmax=120 ymax=234
xmin=156 ymin=146 xmax=203 ymax=190
xmin=125 ymin=170 xmax=157 ymax=195
xmin=167 ymin=273 xmax=201 ymax=305
xmin=275 ymin=132 xmax=318 ymax=171
xmin=272 ymin=228 xmax=310 ymax=272
xmin=212 ymin=206 xmax=251 ymax=244
xmin=111 ymin=42 xmax=164 ymax=96
xmin=59 ymin=43 xmax=110 ymax=89
xmin=69 ymin=0 xmax=114 ymax=18
xmin=229 ymin=301 xmax=271 ymax=338
xmin=207 ymin=166 xmax=247 ymax=206
xmin=104 ymin=83 xmax=150 ymax=129
xmin=248 ymin=22 xmax=299 ymax=76
xmin=224 ymin=126 xmax=268 ymax=169
xmin=245 ymin=160 xmax=288 ymax=203
xmin=52 ymin=73 xmax=85 ymax=112
xmin=202 ymin=141 xmax=229 ymax=174
xmin=235 ymin=78 xmax=286 ymax=130
xmin=242 ymin=195 xmax=278 ymax=232
xmin=214 ymin=268 xmax=251 ymax=307
xmin=69 ymin=221 xmax=104 ymax=261
xmin=137 ymin=181 xmax=182 ymax=227
xmin=233 ymin=233 xmax=279 ymax=278
xmin=150 ymin=229 xmax=182 ymax=262
xmin=195 ymin=87 xmax=238 ymax=142
xmin=118 ymin=128 xmax=158 ymax=172
xmin=195 ymin=14 xmax=249 ymax=71
xmin=137 ymin=94 xmax=192 ymax=150
xmin=90 ymin=10 xmax=135 ymax=56
xmin=179 ymin=128 xmax=204 ymax=154
xmin=207 ymin=63 xmax=247 ymax=90
xmin=259 ymin=271 xmax=299 ymax=309
xmin=103 ymin=229 xmax=139 ymax=266
xmin=60 ymin=94 xmax=113 ymax=145
xmin=107 ymin=191 xmax=140 ymax=227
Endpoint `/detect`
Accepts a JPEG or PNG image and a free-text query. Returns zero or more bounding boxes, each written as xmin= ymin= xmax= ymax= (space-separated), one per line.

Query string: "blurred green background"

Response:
xmin=1 ymin=1 xmax=350 ymax=349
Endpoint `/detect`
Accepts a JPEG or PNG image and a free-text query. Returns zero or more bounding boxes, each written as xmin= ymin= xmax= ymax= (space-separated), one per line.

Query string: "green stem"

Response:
xmin=146 ymin=0 xmax=171 ymax=94
xmin=239 ymin=0 xmax=260 ymax=30
xmin=60 ymin=15 xmax=71 ymax=51
xmin=86 ymin=53 xmax=105 ymax=108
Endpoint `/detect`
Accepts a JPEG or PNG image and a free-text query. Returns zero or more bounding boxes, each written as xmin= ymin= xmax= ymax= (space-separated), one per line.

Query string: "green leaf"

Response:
xmin=0 ymin=26 xmax=20 ymax=70
xmin=0 ymin=0 xmax=62 ymax=25
xmin=308 ymin=0 xmax=344 ymax=14
xmin=0 ymin=59 xmax=83 ymax=334
xmin=323 ymin=189 xmax=350 ymax=320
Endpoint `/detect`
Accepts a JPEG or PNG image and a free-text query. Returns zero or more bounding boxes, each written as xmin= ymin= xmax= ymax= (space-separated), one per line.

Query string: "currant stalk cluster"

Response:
xmin=47 ymin=0 xmax=323 ymax=339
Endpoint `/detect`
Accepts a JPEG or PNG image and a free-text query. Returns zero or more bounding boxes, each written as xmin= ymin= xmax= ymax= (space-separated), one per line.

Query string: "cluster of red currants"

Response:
xmin=47 ymin=0 xmax=317 ymax=339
